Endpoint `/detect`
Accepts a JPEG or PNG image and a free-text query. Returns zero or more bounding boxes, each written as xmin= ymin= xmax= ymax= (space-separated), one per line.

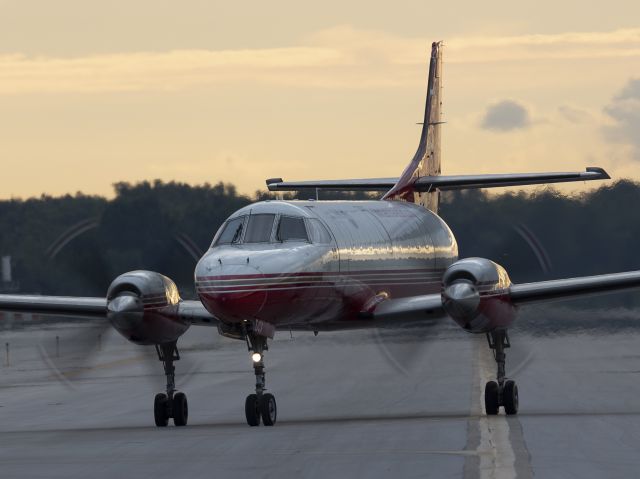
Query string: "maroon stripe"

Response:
xmin=197 ymin=268 xmax=443 ymax=281
xmin=143 ymin=301 xmax=168 ymax=308
xmin=198 ymin=279 xmax=438 ymax=292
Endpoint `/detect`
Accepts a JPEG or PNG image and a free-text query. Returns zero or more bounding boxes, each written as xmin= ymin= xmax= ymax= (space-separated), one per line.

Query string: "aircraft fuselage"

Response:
xmin=195 ymin=200 xmax=458 ymax=330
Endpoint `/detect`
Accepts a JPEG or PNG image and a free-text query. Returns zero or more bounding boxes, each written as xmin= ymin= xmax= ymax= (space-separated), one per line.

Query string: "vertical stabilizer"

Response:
xmin=383 ymin=42 xmax=443 ymax=213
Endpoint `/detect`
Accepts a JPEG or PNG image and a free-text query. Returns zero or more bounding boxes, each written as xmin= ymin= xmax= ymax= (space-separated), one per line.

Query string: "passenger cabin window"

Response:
xmin=215 ymin=216 xmax=245 ymax=245
xmin=277 ymin=216 xmax=309 ymax=242
xmin=244 ymin=214 xmax=275 ymax=243
xmin=308 ymin=218 xmax=332 ymax=244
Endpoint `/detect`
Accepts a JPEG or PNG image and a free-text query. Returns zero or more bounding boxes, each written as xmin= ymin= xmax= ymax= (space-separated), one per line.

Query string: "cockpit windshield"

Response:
xmin=214 ymin=216 xmax=245 ymax=245
xmin=277 ymin=216 xmax=309 ymax=242
xmin=213 ymin=213 xmax=314 ymax=247
xmin=244 ymin=214 xmax=276 ymax=243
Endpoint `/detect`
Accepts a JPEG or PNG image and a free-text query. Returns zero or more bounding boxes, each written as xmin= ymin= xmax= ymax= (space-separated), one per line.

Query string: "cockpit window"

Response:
xmin=215 ymin=216 xmax=245 ymax=245
xmin=277 ymin=216 xmax=309 ymax=242
xmin=244 ymin=214 xmax=276 ymax=243
xmin=308 ymin=218 xmax=332 ymax=244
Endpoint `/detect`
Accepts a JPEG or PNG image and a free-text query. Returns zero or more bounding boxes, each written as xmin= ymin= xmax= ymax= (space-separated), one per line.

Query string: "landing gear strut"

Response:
xmin=153 ymin=341 xmax=188 ymax=427
xmin=484 ymin=330 xmax=518 ymax=416
xmin=244 ymin=332 xmax=277 ymax=427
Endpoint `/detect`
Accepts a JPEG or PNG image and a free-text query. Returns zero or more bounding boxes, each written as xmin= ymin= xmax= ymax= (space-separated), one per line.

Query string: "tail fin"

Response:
xmin=267 ymin=42 xmax=609 ymax=199
xmin=267 ymin=42 xmax=609 ymax=197
xmin=382 ymin=41 xmax=443 ymax=213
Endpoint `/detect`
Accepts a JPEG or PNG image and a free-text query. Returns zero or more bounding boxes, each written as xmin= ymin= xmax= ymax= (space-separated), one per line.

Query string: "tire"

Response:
xmin=154 ymin=393 xmax=169 ymax=427
xmin=503 ymin=380 xmax=519 ymax=415
xmin=173 ymin=392 xmax=189 ymax=426
xmin=260 ymin=393 xmax=277 ymax=426
xmin=484 ymin=381 xmax=499 ymax=415
xmin=245 ymin=394 xmax=260 ymax=426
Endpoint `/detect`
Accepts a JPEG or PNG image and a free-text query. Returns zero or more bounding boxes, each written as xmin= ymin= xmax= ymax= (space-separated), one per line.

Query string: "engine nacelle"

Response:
xmin=106 ymin=270 xmax=190 ymax=345
xmin=441 ymin=257 xmax=515 ymax=333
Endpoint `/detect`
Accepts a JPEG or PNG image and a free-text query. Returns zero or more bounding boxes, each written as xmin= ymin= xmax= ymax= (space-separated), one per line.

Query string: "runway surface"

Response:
xmin=2 ymin=309 xmax=640 ymax=478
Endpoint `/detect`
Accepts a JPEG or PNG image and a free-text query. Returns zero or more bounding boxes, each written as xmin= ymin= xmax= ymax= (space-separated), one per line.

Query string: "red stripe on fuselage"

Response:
xmin=197 ymin=268 xmax=445 ymax=325
xmin=196 ymin=268 xmax=442 ymax=281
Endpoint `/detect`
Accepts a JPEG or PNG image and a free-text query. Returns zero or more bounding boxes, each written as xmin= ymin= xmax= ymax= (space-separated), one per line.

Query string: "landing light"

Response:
xmin=251 ymin=352 xmax=262 ymax=363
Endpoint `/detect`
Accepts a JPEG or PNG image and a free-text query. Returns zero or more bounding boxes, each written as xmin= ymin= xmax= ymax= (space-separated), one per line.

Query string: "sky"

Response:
xmin=1 ymin=1 xmax=639 ymax=199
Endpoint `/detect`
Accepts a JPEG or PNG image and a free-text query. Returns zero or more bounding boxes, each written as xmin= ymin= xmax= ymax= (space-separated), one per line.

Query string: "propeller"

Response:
xmin=36 ymin=314 xmax=117 ymax=388
xmin=372 ymin=221 xmax=550 ymax=377
xmin=36 ymin=221 xmax=210 ymax=389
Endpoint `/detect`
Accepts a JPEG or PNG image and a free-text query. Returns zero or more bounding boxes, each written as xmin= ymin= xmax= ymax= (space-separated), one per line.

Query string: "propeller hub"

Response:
xmin=442 ymin=281 xmax=480 ymax=320
xmin=108 ymin=294 xmax=142 ymax=314
xmin=107 ymin=293 xmax=144 ymax=332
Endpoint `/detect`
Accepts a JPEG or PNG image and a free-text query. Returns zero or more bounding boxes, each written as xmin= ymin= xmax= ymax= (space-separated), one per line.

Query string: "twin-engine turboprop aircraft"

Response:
xmin=2 ymin=42 xmax=640 ymax=427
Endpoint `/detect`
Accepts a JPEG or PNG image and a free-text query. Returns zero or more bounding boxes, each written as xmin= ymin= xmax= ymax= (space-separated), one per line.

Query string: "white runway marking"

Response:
xmin=474 ymin=337 xmax=518 ymax=479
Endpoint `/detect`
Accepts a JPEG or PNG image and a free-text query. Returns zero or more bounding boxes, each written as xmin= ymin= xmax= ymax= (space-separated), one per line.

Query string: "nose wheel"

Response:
xmin=245 ymin=392 xmax=277 ymax=426
xmin=244 ymin=333 xmax=277 ymax=426
xmin=484 ymin=330 xmax=519 ymax=416
xmin=153 ymin=341 xmax=189 ymax=427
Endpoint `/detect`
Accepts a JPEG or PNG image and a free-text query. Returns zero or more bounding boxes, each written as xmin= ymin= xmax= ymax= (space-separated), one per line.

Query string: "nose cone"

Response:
xmin=196 ymin=264 xmax=269 ymax=322
xmin=442 ymin=281 xmax=480 ymax=321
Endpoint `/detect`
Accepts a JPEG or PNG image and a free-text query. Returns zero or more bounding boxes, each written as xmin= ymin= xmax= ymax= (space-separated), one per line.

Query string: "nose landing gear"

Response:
xmin=153 ymin=341 xmax=189 ymax=427
xmin=484 ymin=330 xmax=519 ymax=416
xmin=244 ymin=333 xmax=277 ymax=426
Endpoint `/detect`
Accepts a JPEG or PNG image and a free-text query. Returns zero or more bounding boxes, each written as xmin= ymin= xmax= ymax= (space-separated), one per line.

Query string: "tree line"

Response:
xmin=1 ymin=179 xmax=639 ymax=308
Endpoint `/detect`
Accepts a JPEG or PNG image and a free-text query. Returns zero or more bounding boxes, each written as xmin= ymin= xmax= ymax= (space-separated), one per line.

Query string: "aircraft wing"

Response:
xmin=266 ymin=167 xmax=609 ymax=192
xmin=368 ymin=294 xmax=446 ymax=321
xmin=0 ymin=295 xmax=219 ymax=326
xmin=509 ymin=271 xmax=640 ymax=305
xmin=370 ymin=269 xmax=640 ymax=321
xmin=176 ymin=300 xmax=220 ymax=326
xmin=0 ymin=294 xmax=107 ymax=319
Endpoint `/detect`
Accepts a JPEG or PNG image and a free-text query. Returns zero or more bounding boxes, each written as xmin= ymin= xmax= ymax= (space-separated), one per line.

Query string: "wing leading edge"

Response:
xmin=370 ymin=269 xmax=640 ymax=321
xmin=0 ymin=295 xmax=219 ymax=326
xmin=2 ymin=269 xmax=638 ymax=327
xmin=0 ymin=294 xmax=107 ymax=319
xmin=509 ymin=270 xmax=640 ymax=305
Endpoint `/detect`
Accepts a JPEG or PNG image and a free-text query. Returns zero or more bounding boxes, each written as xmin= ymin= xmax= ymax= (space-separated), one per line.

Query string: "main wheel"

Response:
xmin=173 ymin=392 xmax=189 ymax=426
xmin=484 ymin=381 xmax=499 ymax=415
xmin=503 ymin=380 xmax=519 ymax=415
xmin=260 ymin=393 xmax=277 ymax=426
xmin=245 ymin=394 xmax=260 ymax=426
xmin=154 ymin=393 xmax=169 ymax=427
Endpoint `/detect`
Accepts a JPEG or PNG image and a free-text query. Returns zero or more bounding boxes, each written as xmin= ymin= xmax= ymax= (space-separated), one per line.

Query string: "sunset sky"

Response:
xmin=1 ymin=1 xmax=639 ymax=199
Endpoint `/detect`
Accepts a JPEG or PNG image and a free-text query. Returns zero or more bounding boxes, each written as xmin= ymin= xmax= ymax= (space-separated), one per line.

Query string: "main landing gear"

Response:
xmin=244 ymin=332 xmax=277 ymax=427
xmin=153 ymin=341 xmax=189 ymax=427
xmin=484 ymin=330 xmax=519 ymax=416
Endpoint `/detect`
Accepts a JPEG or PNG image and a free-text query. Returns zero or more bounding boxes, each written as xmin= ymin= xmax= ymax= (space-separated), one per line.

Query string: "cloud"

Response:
xmin=1 ymin=26 xmax=640 ymax=94
xmin=558 ymin=105 xmax=591 ymax=123
xmin=615 ymin=78 xmax=640 ymax=100
xmin=480 ymin=100 xmax=532 ymax=131
xmin=604 ymin=78 xmax=640 ymax=159
xmin=0 ymin=48 xmax=349 ymax=94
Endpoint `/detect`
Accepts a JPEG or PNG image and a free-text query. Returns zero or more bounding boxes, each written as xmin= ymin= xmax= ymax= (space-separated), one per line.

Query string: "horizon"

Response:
xmin=1 ymin=2 xmax=640 ymax=199
xmin=3 ymin=175 xmax=638 ymax=202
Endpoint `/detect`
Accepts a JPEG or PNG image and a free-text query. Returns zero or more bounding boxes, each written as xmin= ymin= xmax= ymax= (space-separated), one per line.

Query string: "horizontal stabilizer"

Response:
xmin=416 ymin=167 xmax=609 ymax=191
xmin=266 ymin=177 xmax=397 ymax=192
xmin=266 ymin=167 xmax=609 ymax=192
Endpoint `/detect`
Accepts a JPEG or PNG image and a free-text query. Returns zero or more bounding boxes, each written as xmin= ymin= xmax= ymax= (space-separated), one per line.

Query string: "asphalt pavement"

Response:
xmin=1 ymin=309 xmax=640 ymax=478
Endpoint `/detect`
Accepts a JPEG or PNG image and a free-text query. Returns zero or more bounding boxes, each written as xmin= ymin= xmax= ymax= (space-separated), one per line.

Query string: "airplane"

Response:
xmin=2 ymin=41 xmax=640 ymax=427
